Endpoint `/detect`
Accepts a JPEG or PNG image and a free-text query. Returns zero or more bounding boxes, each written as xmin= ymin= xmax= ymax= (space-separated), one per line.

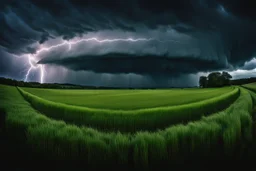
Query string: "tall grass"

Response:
xmin=18 ymin=87 xmax=239 ymax=132
xmin=0 ymin=85 xmax=254 ymax=168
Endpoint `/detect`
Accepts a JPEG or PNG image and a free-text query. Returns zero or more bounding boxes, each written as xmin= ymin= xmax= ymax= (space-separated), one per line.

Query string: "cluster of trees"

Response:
xmin=199 ymin=71 xmax=232 ymax=88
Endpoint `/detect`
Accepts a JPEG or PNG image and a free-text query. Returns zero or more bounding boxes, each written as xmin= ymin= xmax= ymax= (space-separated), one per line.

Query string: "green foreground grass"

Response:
xmin=19 ymin=87 xmax=239 ymax=132
xmin=22 ymin=87 xmax=234 ymax=110
xmin=0 ymin=84 xmax=255 ymax=168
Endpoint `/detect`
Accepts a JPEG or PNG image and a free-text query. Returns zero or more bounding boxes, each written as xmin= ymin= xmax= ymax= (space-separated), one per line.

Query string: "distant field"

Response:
xmin=21 ymin=87 xmax=235 ymax=110
xmin=243 ymin=83 xmax=256 ymax=91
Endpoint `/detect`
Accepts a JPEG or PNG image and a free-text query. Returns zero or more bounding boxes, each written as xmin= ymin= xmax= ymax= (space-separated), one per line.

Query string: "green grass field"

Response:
xmin=18 ymin=86 xmax=239 ymax=132
xmin=21 ymin=87 xmax=234 ymax=110
xmin=243 ymin=83 xmax=256 ymax=93
xmin=1 ymin=83 xmax=256 ymax=169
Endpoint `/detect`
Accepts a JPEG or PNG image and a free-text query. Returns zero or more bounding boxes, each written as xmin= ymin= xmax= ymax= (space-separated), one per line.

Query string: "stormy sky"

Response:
xmin=0 ymin=0 xmax=256 ymax=87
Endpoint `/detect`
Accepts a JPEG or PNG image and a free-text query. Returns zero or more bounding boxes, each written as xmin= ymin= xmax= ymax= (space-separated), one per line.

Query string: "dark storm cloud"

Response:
xmin=0 ymin=48 xmax=29 ymax=80
xmin=0 ymin=49 xmax=12 ymax=74
xmin=1 ymin=0 xmax=256 ymax=85
xmin=38 ymin=53 xmax=223 ymax=76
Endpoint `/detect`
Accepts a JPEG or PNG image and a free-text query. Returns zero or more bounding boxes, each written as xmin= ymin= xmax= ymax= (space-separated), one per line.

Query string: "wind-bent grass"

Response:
xmin=18 ymin=87 xmax=239 ymax=132
xmin=22 ymin=87 xmax=234 ymax=110
xmin=0 ymin=84 xmax=253 ymax=168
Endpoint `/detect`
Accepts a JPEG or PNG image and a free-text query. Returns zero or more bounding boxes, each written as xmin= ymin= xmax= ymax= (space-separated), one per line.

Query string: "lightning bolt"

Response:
xmin=24 ymin=54 xmax=45 ymax=83
xmin=23 ymin=37 xmax=180 ymax=83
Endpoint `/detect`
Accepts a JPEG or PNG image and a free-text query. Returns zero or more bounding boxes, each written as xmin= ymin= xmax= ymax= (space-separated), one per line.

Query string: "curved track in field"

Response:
xmin=21 ymin=87 xmax=235 ymax=110
xmin=18 ymin=87 xmax=239 ymax=132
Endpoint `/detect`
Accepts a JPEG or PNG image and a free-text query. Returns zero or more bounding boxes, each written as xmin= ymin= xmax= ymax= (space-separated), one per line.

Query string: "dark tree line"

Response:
xmin=199 ymin=71 xmax=233 ymax=88
xmin=1 ymin=76 xmax=255 ymax=89
xmin=231 ymin=77 xmax=256 ymax=85
xmin=0 ymin=77 xmax=85 ymax=89
xmin=0 ymin=77 xmax=154 ymax=89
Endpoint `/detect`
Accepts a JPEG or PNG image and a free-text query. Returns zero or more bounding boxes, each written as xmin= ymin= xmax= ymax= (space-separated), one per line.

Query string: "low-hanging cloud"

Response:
xmin=38 ymin=53 xmax=223 ymax=76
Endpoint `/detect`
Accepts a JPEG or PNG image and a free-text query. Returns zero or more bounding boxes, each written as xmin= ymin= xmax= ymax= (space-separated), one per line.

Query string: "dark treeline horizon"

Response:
xmin=0 ymin=76 xmax=255 ymax=90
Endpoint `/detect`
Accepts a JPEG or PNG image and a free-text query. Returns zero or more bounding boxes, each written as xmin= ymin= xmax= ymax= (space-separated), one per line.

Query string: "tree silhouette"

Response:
xmin=199 ymin=71 xmax=233 ymax=88
xmin=199 ymin=76 xmax=207 ymax=88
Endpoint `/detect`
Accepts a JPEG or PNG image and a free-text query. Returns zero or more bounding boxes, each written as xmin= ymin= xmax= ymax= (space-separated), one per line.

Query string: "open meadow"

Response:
xmin=21 ymin=87 xmax=234 ymax=110
xmin=18 ymin=86 xmax=239 ymax=132
xmin=1 ymin=83 xmax=256 ymax=169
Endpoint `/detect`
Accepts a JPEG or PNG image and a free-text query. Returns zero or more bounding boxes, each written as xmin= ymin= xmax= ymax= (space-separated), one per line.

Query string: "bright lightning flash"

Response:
xmin=24 ymin=54 xmax=44 ymax=83
xmin=23 ymin=37 xmax=178 ymax=83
